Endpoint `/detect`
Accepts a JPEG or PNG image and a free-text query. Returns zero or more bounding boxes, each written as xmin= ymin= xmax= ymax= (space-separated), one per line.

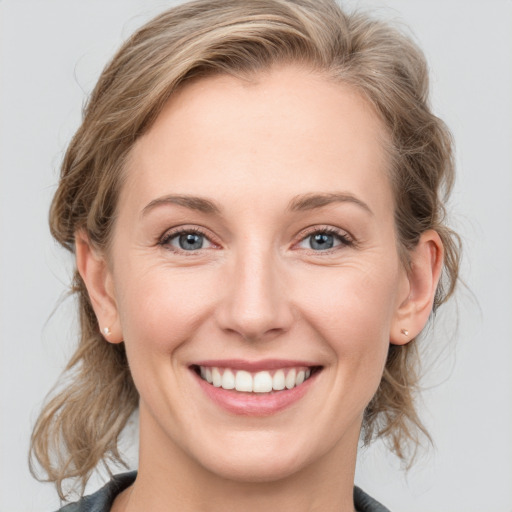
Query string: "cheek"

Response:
xmin=113 ymin=268 xmax=218 ymax=408
xmin=295 ymin=264 xmax=399 ymax=385
xmin=298 ymin=264 xmax=399 ymax=338
xmin=115 ymin=266 xmax=217 ymax=354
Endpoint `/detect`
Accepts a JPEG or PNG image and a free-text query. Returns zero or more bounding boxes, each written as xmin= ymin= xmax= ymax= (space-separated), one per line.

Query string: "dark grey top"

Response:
xmin=55 ymin=471 xmax=390 ymax=512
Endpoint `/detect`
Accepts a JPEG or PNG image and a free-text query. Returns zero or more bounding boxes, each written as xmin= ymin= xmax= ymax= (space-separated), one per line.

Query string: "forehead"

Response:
xmin=123 ymin=65 xmax=393 ymax=215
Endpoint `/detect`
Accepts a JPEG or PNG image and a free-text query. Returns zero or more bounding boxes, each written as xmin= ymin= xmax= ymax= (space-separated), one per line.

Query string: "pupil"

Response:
xmin=179 ymin=233 xmax=203 ymax=250
xmin=311 ymin=233 xmax=334 ymax=250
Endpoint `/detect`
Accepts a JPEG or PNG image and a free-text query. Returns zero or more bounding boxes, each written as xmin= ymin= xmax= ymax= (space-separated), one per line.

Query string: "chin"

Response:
xmin=202 ymin=452 xmax=309 ymax=484
xmin=187 ymin=431 xmax=314 ymax=483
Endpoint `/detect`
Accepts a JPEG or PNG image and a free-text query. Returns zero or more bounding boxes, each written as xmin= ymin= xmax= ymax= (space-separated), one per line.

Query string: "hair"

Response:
xmin=30 ymin=0 xmax=460 ymax=499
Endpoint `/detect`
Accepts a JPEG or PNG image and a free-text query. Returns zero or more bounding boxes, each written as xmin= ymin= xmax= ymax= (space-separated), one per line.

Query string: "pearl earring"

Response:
xmin=103 ymin=327 xmax=111 ymax=336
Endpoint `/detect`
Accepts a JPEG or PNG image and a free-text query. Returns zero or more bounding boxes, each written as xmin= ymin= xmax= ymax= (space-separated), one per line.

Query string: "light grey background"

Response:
xmin=1 ymin=1 xmax=511 ymax=511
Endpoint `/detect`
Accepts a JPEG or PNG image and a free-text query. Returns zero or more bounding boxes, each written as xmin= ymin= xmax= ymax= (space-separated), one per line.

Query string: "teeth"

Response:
xmin=253 ymin=371 xmax=273 ymax=393
xmin=285 ymin=369 xmax=296 ymax=390
xmin=235 ymin=370 xmax=253 ymax=392
xmin=221 ymin=369 xmax=235 ymax=389
xmin=272 ymin=370 xmax=285 ymax=391
xmin=197 ymin=366 xmax=315 ymax=393
xmin=212 ymin=368 xmax=222 ymax=387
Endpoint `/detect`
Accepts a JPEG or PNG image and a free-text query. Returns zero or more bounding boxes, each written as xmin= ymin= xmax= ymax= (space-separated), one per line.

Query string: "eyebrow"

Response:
xmin=142 ymin=191 xmax=373 ymax=217
xmin=142 ymin=195 xmax=221 ymax=216
xmin=288 ymin=192 xmax=373 ymax=215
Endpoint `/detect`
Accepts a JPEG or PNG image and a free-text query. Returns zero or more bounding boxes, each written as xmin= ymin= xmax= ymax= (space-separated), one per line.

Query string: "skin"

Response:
xmin=76 ymin=65 xmax=443 ymax=512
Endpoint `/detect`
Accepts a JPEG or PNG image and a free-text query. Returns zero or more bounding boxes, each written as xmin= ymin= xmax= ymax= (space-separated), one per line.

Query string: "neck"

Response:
xmin=119 ymin=405 xmax=360 ymax=512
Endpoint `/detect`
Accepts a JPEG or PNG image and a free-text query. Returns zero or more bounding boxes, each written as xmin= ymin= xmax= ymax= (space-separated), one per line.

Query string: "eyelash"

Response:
xmin=158 ymin=226 xmax=354 ymax=254
xmin=297 ymin=226 xmax=354 ymax=252
xmin=158 ymin=227 xmax=216 ymax=254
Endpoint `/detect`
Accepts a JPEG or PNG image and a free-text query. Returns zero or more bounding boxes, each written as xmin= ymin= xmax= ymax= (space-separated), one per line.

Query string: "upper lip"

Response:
xmin=190 ymin=359 xmax=321 ymax=371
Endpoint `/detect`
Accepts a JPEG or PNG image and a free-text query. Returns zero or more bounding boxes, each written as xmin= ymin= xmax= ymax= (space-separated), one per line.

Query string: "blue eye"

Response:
xmin=310 ymin=233 xmax=335 ymax=250
xmin=177 ymin=233 xmax=204 ymax=250
xmin=298 ymin=229 xmax=350 ymax=251
xmin=162 ymin=230 xmax=213 ymax=251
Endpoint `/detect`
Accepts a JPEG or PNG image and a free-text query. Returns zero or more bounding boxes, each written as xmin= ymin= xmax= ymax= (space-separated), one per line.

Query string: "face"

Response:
xmin=102 ymin=66 xmax=411 ymax=482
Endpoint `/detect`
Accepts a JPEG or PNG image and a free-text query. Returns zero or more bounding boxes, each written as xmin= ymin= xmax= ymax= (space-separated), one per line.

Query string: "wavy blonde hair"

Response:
xmin=30 ymin=0 xmax=460 ymax=499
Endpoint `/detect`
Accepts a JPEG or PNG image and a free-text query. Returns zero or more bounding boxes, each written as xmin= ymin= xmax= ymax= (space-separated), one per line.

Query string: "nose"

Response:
xmin=215 ymin=245 xmax=295 ymax=342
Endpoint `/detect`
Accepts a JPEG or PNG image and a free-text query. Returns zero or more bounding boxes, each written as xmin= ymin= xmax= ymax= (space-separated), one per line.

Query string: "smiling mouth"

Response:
xmin=191 ymin=365 xmax=322 ymax=393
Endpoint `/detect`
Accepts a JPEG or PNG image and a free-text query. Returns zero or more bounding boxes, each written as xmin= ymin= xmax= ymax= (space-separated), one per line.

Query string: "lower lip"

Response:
xmin=192 ymin=369 xmax=319 ymax=416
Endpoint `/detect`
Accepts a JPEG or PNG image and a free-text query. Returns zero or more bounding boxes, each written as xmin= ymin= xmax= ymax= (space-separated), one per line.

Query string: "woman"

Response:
xmin=30 ymin=0 xmax=460 ymax=510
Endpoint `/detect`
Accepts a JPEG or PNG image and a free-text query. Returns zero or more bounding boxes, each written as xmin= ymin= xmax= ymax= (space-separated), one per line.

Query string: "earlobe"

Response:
xmin=75 ymin=231 xmax=123 ymax=344
xmin=390 ymin=230 xmax=444 ymax=345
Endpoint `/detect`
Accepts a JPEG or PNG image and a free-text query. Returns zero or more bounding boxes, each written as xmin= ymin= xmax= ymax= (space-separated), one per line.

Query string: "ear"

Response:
xmin=75 ymin=230 xmax=123 ymax=344
xmin=390 ymin=230 xmax=444 ymax=345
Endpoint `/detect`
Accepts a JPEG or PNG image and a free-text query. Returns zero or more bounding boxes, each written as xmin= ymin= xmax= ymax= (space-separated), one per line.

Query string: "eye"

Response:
xmin=160 ymin=229 xmax=213 ymax=252
xmin=297 ymin=228 xmax=352 ymax=251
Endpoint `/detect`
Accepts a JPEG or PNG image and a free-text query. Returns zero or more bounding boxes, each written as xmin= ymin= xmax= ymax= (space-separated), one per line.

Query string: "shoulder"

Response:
xmin=354 ymin=486 xmax=391 ymax=512
xmin=54 ymin=471 xmax=137 ymax=512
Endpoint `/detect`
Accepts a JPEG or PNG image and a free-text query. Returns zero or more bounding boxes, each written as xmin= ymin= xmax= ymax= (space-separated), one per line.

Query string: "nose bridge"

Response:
xmin=217 ymin=239 xmax=292 ymax=341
